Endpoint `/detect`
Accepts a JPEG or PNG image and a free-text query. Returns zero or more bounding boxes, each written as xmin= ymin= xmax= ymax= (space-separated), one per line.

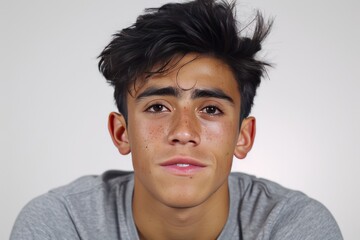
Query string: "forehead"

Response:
xmin=130 ymin=53 xmax=239 ymax=97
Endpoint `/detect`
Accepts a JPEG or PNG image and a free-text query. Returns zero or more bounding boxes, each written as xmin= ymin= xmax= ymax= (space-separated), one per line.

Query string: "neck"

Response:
xmin=132 ymin=177 xmax=229 ymax=240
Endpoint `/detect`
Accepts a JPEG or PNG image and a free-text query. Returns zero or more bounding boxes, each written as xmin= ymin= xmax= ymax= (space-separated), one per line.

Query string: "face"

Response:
xmin=110 ymin=53 xmax=255 ymax=209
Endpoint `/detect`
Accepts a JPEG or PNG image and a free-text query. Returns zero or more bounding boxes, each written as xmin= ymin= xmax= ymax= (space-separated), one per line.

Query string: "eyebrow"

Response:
xmin=136 ymin=87 xmax=180 ymax=100
xmin=136 ymin=86 xmax=234 ymax=104
xmin=192 ymin=89 xmax=234 ymax=103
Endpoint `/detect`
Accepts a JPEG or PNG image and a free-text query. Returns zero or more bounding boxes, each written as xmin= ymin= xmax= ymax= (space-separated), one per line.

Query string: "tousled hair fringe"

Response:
xmin=98 ymin=0 xmax=273 ymax=122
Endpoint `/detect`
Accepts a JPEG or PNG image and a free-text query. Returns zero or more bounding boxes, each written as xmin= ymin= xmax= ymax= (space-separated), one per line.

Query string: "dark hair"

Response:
xmin=98 ymin=0 xmax=272 ymax=122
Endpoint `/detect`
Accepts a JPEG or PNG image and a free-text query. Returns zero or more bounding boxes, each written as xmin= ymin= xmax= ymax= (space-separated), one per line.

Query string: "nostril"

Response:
xmin=169 ymin=131 xmax=199 ymax=145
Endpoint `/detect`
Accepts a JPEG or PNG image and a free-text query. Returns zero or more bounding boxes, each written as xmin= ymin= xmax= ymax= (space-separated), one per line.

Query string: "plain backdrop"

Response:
xmin=1 ymin=0 xmax=359 ymax=239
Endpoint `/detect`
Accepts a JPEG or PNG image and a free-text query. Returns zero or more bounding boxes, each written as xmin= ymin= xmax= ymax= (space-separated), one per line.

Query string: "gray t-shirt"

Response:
xmin=10 ymin=171 xmax=343 ymax=239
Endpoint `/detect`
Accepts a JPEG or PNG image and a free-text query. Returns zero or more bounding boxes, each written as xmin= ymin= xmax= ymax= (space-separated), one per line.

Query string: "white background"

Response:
xmin=1 ymin=0 xmax=359 ymax=239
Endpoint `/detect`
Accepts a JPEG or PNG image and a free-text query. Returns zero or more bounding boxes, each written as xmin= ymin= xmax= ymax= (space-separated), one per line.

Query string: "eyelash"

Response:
xmin=200 ymin=105 xmax=223 ymax=116
xmin=145 ymin=104 xmax=170 ymax=113
xmin=145 ymin=103 xmax=223 ymax=116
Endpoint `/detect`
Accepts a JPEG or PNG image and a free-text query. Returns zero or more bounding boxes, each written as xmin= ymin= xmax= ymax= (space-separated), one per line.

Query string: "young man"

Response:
xmin=11 ymin=0 xmax=342 ymax=239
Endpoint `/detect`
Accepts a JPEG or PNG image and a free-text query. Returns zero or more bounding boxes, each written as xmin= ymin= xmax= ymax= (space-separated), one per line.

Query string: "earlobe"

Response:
xmin=108 ymin=112 xmax=131 ymax=155
xmin=234 ymin=117 xmax=256 ymax=159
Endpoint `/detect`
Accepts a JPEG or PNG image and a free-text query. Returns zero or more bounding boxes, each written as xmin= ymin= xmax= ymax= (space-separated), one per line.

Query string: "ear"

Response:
xmin=108 ymin=112 xmax=131 ymax=155
xmin=234 ymin=117 xmax=256 ymax=159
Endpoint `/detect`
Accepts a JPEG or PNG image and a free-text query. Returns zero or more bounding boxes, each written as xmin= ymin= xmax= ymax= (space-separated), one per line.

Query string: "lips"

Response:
xmin=160 ymin=157 xmax=206 ymax=167
xmin=160 ymin=157 xmax=206 ymax=175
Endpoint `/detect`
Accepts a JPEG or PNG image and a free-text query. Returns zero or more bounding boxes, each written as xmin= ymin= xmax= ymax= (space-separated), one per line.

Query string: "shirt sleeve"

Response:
xmin=270 ymin=195 xmax=343 ymax=240
xmin=10 ymin=193 xmax=80 ymax=240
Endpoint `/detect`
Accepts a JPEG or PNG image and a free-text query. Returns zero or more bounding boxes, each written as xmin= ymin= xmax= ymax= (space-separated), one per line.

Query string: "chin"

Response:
xmin=162 ymin=195 xmax=205 ymax=209
xmin=158 ymin=185 xmax=211 ymax=209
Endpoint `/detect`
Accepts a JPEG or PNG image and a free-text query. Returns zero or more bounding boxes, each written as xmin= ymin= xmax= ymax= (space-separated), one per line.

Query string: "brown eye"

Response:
xmin=201 ymin=106 xmax=223 ymax=115
xmin=146 ymin=104 xmax=168 ymax=113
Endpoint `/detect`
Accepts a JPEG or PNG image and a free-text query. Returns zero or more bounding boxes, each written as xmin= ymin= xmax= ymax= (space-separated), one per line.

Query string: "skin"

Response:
xmin=108 ymin=53 xmax=256 ymax=239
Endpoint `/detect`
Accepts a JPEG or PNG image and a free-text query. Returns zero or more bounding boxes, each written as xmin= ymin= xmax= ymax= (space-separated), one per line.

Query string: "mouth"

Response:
xmin=160 ymin=157 xmax=206 ymax=176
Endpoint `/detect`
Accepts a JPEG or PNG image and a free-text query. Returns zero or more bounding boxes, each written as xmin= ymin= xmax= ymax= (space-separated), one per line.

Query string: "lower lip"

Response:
xmin=162 ymin=164 xmax=205 ymax=175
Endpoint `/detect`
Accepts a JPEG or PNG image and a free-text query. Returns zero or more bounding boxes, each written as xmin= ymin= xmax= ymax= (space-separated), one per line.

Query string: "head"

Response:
xmin=98 ymin=0 xmax=272 ymax=209
xmin=98 ymin=0 xmax=272 ymax=124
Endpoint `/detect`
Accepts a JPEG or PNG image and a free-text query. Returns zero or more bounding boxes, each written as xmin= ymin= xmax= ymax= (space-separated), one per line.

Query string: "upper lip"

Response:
xmin=160 ymin=157 xmax=207 ymax=167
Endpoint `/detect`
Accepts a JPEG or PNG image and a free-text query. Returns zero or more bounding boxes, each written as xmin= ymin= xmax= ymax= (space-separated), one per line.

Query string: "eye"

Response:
xmin=201 ymin=105 xmax=223 ymax=115
xmin=145 ymin=104 xmax=169 ymax=113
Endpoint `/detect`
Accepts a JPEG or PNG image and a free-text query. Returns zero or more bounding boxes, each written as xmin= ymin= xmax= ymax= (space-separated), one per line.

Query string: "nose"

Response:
xmin=167 ymin=108 xmax=200 ymax=146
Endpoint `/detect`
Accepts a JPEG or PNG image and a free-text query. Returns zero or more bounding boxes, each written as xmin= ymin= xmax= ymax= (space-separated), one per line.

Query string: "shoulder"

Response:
xmin=49 ymin=170 xmax=134 ymax=196
xmin=229 ymin=172 xmax=343 ymax=239
xmin=269 ymin=190 xmax=343 ymax=240
xmin=10 ymin=170 xmax=134 ymax=240
xmin=43 ymin=170 xmax=134 ymax=203
xmin=10 ymin=191 xmax=78 ymax=239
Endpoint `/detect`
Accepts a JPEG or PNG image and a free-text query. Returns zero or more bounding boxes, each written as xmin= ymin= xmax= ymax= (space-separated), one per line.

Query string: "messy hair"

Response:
xmin=98 ymin=0 xmax=272 ymax=122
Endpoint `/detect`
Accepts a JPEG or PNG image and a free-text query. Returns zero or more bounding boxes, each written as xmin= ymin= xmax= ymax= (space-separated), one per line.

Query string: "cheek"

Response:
xmin=202 ymin=120 xmax=239 ymax=147
xmin=202 ymin=120 xmax=239 ymax=169
xmin=130 ymin=118 xmax=167 ymax=156
xmin=129 ymin=121 xmax=164 ymax=175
